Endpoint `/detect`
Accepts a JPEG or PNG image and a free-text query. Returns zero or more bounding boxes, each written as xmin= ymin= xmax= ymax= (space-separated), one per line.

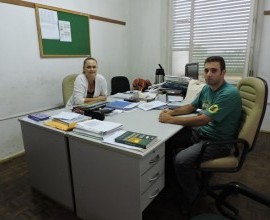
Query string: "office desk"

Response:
xmin=68 ymin=109 xmax=182 ymax=220
xmin=19 ymin=109 xmax=75 ymax=211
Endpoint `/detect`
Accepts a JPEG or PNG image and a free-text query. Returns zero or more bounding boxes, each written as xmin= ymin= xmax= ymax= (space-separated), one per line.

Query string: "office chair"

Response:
xmin=62 ymin=74 xmax=78 ymax=105
xmin=185 ymin=62 xmax=199 ymax=79
xmin=194 ymin=77 xmax=268 ymax=217
xmin=111 ymin=76 xmax=130 ymax=95
xmin=192 ymin=181 xmax=270 ymax=220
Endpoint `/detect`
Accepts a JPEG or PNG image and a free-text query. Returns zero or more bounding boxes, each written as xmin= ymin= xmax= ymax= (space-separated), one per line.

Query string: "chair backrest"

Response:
xmin=185 ymin=63 xmax=199 ymax=79
xmin=111 ymin=76 xmax=130 ymax=95
xmin=62 ymin=74 xmax=78 ymax=105
xmin=200 ymin=77 xmax=267 ymax=171
xmin=237 ymin=77 xmax=268 ymax=151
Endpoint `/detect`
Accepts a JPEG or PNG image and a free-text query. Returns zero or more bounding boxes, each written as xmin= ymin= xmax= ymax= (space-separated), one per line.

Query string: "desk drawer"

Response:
xmin=140 ymin=173 xmax=165 ymax=211
xmin=140 ymin=143 xmax=165 ymax=175
xmin=140 ymin=157 xmax=164 ymax=194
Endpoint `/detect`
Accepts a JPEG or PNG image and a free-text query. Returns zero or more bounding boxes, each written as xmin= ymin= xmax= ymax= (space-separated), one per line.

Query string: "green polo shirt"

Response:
xmin=191 ymin=81 xmax=242 ymax=140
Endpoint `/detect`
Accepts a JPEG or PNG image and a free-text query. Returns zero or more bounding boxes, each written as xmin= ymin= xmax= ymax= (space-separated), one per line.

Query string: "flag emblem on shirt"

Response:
xmin=208 ymin=104 xmax=219 ymax=113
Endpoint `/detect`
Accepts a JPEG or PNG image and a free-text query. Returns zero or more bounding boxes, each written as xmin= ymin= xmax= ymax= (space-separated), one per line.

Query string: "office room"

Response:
xmin=0 ymin=0 xmax=269 ymax=219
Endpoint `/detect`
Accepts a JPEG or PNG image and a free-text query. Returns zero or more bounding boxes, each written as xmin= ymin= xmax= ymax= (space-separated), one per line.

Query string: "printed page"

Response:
xmin=76 ymin=119 xmax=122 ymax=134
xmin=138 ymin=100 xmax=167 ymax=111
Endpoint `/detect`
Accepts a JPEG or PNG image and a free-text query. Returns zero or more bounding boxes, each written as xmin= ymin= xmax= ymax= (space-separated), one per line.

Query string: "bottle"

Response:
xmin=155 ymin=64 xmax=165 ymax=84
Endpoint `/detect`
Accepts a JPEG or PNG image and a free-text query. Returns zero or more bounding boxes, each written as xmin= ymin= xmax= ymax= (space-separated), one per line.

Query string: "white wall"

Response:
xmin=0 ymin=0 xmax=168 ymax=160
xmin=127 ymin=0 xmax=168 ymax=83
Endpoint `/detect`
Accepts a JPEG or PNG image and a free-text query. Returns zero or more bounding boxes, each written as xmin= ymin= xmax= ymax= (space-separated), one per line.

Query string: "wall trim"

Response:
xmin=0 ymin=151 xmax=25 ymax=164
xmin=0 ymin=0 xmax=126 ymax=25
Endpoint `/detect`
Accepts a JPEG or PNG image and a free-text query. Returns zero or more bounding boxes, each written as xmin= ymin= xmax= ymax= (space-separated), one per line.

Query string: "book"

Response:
xmin=114 ymin=131 xmax=158 ymax=149
xmin=102 ymin=130 xmax=145 ymax=151
xmin=28 ymin=113 xmax=50 ymax=122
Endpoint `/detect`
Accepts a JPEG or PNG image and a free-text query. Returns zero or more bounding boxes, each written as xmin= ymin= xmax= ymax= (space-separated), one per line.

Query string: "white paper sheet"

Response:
xmin=52 ymin=112 xmax=82 ymax=120
xmin=138 ymin=100 xmax=167 ymax=111
xmin=38 ymin=8 xmax=60 ymax=40
xmin=76 ymin=119 xmax=123 ymax=134
xmin=59 ymin=20 xmax=72 ymax=42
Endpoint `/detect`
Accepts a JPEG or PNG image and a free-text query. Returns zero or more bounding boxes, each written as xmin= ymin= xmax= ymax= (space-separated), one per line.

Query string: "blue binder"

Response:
xmin=105 ymin=100 xmax=132 ymax=110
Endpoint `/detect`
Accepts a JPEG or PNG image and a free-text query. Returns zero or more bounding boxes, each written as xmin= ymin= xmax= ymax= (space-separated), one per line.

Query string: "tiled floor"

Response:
xmin=1 ymin=132 xmax=270 ymax=220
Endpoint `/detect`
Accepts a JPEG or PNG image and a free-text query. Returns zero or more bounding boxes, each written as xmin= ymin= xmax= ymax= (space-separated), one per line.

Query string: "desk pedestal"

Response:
xmin=20 ymin=121 xmax=74 ymax=211
xmin=69 ymin=136 xmax=165 ymax=220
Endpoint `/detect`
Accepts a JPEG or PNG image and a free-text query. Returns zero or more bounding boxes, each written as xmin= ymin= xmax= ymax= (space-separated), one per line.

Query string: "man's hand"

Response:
xmin=159 ymin=110 xmax=173 ymax=123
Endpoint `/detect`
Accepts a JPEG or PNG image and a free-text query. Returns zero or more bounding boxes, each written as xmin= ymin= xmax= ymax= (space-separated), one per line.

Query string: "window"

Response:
xmin=171 ymin=0 xmax=256 ymax=79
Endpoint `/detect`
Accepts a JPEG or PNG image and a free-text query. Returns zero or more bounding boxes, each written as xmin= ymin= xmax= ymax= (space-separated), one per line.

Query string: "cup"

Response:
xmin=132 ymin=90 xmax=139 ymax=99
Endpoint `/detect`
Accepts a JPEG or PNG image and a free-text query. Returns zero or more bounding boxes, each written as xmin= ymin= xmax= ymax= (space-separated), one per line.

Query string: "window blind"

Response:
xmin=172 ymin=0 xmax=252 ymax=77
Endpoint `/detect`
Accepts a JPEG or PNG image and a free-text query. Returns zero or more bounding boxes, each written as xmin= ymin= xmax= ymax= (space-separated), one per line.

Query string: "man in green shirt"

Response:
xmin=159 ymin=56 xmax=242 ymax=208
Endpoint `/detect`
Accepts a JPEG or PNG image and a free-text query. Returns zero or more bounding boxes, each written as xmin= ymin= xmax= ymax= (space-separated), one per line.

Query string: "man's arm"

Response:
xmin=169 ymin=104 xmax=196 ymax=116
xmin=159 ymin=104 xmax=211 ymax=126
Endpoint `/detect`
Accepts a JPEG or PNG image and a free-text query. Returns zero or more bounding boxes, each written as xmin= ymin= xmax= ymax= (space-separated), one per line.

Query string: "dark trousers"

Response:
xmin=165 ymin=127 xmax=231 ymax=203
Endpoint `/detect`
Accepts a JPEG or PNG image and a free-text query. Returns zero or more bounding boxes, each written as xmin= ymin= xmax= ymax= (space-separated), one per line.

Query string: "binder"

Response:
xmin=105 ymin=100 xmax=133 ymax=110
xmin=28 ymin=113 xmax=50 ymax=122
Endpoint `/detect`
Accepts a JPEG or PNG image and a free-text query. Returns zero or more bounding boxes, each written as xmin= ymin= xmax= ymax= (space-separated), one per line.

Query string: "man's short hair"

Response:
xmin=204 ymin=56 xmax=226 ymax=71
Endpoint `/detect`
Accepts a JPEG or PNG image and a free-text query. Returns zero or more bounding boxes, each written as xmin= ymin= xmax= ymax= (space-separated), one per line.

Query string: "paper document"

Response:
xmin=59 ymin=20 xmax=72 ymax=42
xmin=38 ymin=8 xmax=60 ymax=40
xmin=52 ymin=112 xmax=82 ymax=120
xmin=138 ymin=100 xmax=167 ymax=111
xmin=76 ymin=119 xmax=122 ymax=134
xmin=167 ymin=95 xmax=184 ymax=102
xmin=124 ymin=102 xmax=140 ymax=110
xmin=167 ymin=102 xmax=184 ymax=109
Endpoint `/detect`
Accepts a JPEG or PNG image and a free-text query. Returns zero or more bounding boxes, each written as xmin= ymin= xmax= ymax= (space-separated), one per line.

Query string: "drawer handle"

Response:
xmin=149 ymin=188 xmax=160 ymax=199
xmin=149 ymin=172 xmax=160 ymax=182
xmin=149 ymin=154 xmax=160 ymax=164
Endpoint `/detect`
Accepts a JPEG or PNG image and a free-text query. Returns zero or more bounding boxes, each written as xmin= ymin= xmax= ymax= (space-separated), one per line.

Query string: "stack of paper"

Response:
xmin=167 ymin=95 xmax=184 ymax=109
xmin=73 ymin=119 xmax=123 ymax=140
xmin=44 ymin=112 xmax=89 ymax=131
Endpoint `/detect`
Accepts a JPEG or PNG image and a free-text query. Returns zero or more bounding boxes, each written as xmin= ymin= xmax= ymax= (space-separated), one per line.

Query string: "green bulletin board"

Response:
xmin=35 ymin=4 xmax=91 ymax=57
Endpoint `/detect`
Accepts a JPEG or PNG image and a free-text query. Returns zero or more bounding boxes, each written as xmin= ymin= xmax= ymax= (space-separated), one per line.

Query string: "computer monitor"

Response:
xmin=185 ymin=62 xmax=199 ymax=79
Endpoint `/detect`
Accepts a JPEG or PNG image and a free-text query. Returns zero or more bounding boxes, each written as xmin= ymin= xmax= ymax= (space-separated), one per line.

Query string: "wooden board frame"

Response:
xmin=35 ymin=4 xmax=91 ymax=58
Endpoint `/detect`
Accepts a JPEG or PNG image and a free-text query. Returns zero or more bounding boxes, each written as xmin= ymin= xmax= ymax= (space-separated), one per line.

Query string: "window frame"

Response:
xmin=168 ymin=0 xmax=258 ymax=82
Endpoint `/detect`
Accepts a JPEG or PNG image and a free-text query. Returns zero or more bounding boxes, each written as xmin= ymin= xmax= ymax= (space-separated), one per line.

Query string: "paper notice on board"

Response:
xmin=59 ymin=20 xmax=72 ymax=42
xmin=38 ymin=8 xmax=60 ymax=40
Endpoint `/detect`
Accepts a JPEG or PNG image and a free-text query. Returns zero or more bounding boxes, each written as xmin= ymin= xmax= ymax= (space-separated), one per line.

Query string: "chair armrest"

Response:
xmin=197 ymin=138 xmax=249 ymax=171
